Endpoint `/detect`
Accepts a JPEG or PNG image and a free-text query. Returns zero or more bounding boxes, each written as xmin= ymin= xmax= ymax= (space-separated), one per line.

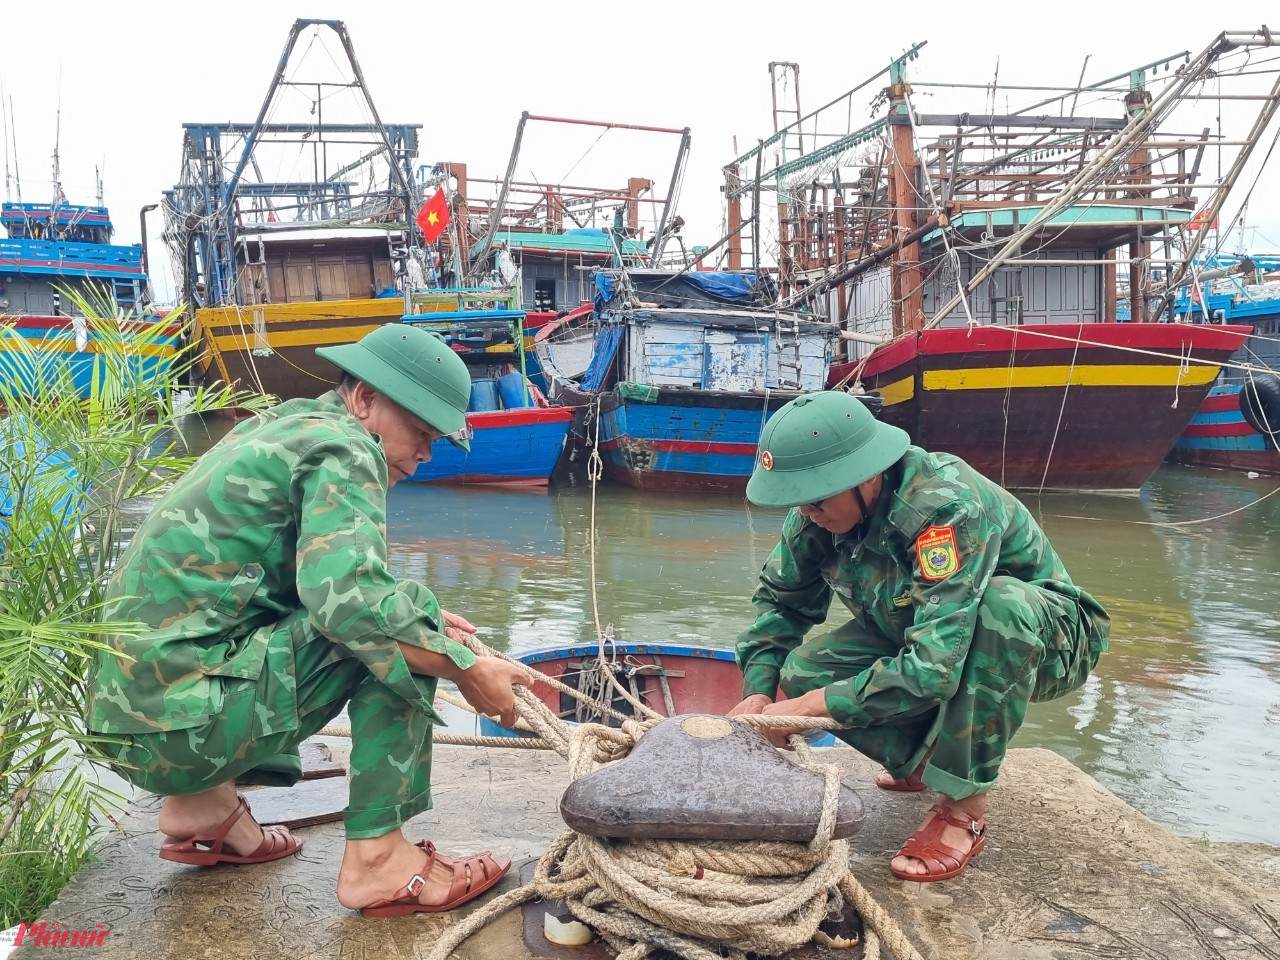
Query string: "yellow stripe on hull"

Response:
xmin=922 ymin=363 xmax=1220 ymax=392
xmin=0 ymin=341 xmax=178 ymax=359
xmin=195 ymin=297 xmax=444 ymax=330
xmin=874 ymin=376 xmax=915 ymax=407
xmin=211 ymin=324 xmax=387 ymax=352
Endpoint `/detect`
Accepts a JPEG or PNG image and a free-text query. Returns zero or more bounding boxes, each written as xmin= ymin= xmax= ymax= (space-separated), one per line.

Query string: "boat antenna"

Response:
xmin=95 ymin=164 xmax=103 ymax=207
xmin=7 ymin=93 xmax=21 ymax=203
xmin=1068 ymin=54 xmax=1091 ymax=117
xmin=1 ymin=78 xmax=9 ymax=203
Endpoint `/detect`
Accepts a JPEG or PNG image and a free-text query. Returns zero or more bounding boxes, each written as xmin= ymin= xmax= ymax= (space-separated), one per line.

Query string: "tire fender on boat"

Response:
xmin=1239 ymin=373 xmax=1280 ymax=437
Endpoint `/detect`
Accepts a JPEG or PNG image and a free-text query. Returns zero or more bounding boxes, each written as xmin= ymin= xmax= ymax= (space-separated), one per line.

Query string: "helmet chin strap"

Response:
xmin=853 ymin=483 xmax=871 ymax=520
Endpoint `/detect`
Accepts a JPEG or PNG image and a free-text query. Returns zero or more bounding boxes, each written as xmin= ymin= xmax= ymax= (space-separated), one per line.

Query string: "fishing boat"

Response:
xmin=538 ymin=269 xmax=856 ymax=493
xmin=1165 ymin=254 xmax=1280 ymax=474
xmin=721 ymin=33 xmax=1276 ymax=492
xmin=160 ymin=19 xmax=463 ymax=404
xmin=0 ymin=197 xmax=179 ymax=397
xmin=400 ymin=297 xmax=573 ymax=486
xmin=476 ymin=641 xmax=837 ymax=746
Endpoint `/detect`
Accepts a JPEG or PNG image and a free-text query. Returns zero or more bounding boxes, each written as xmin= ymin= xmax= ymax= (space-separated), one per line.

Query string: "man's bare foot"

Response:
xmin=336 ymin=833 xmax=463 ymax=910
xmin=890 ymin=794 xmax=987 ymax=880
xmin=158 ymin=783 xmax=265 ymax=857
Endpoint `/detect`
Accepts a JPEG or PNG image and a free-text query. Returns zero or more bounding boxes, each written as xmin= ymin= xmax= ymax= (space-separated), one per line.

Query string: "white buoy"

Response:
xmin=544 ymin=912 xmax=595 ymax=946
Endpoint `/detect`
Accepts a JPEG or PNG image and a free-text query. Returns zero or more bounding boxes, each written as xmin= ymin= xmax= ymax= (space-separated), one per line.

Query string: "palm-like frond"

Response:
xmin=0 ymin=292 xmax=272 ymax=926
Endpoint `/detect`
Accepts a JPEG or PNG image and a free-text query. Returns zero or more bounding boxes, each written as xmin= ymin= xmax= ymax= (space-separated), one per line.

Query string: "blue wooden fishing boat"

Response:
xmin=536 ymin=269 xmax=857 ymax=493
xmin=400 ymin=305 xmax=573 ymax=486
xmin=0 ymin=199 xmax=179 ymax=397
xmin=1166 ymin=255 xmax=1280 ymax=475
xmin=475 ymin=641 xmax=837 ymax=746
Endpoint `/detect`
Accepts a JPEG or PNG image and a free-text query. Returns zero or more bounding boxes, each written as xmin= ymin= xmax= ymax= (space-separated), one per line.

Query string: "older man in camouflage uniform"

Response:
xmin=87 ymin=325 xmax=532 ymax=917
xmin=730 ymin=391 xmax=1109 ymax=882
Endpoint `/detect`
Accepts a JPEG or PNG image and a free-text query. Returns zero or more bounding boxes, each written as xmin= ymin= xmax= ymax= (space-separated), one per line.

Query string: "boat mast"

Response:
xmin=52 ymin=85 xmax=62 ymax=227
xmin=468 ymin=111 xmax=528 ymax=283
xmin=886 ymin=57 xmax=924 ymax=335
xmin=647 ymin=127 xmax=692 ymax=267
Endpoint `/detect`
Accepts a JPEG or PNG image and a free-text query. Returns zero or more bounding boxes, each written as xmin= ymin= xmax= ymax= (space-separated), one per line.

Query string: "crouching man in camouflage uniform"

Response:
xmin=87 ymin=325 xmax=533 ymax=917
xmin=730 ymin=392 xmax=1109 ymax=883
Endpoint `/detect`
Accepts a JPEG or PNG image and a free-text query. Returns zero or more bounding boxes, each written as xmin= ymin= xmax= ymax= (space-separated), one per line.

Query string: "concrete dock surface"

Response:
xmin=13 ymin=744 xmax=1280 ymax=959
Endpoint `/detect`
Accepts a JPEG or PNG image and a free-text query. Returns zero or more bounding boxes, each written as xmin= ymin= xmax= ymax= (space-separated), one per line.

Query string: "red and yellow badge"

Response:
xmin=760 ymin=450 xmax=774 ymax=470
xmin=915 ymin=525 xmax=959 ymax=581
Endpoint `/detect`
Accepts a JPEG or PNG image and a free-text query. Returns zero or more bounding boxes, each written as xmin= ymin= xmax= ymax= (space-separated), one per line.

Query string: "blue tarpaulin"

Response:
xmin=678 ymin=272 xmax=757 ymax=301
xmin=581 ymin=325 xmax=625 ymax=393
xmin=595 ymin=273 xmax=616 ymax=307
xmin=596 ymin=270 xmax=770 ymax=312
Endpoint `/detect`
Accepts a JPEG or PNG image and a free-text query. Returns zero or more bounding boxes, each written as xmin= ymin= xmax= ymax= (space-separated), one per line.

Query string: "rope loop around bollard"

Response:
xmin=414 ymin=634 xmax=927 ymax=960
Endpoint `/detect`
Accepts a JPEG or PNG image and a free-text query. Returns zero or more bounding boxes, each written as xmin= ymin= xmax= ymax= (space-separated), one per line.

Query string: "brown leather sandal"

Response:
xmin=877 ymin=749 xmax=933 ymax=792
xmin=890 ymin=802 xmax=987 ymax=883
xmin=160 ymin=795 xmax=302 ymax=866
xmin=359 ymin=840 xmax=512 ymax=918
xmin=875 ymin=769 xmax=927 ymax=792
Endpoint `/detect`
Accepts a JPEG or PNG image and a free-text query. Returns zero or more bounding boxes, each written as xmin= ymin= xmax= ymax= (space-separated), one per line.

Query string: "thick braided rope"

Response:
xmin=421 ymin=693 xmax=926 ymax=960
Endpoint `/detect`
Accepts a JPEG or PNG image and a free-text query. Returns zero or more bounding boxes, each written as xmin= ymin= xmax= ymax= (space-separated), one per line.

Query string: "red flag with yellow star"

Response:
xmin=416 ymin=188 xmax=450 ymax=244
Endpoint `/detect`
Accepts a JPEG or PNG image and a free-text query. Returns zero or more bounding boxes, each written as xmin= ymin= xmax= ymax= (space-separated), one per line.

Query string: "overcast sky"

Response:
xmin=5 ymin=1 xmax=1278 ymax=303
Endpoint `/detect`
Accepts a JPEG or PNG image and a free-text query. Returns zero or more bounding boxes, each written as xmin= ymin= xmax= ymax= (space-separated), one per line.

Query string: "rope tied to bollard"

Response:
xmin=320 ymin=628 xmax=926 ymax=959
xmin=408 ymin=639 xmax=926 ymax=960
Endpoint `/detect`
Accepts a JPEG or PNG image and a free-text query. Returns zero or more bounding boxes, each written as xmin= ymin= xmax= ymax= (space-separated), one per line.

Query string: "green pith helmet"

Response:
xmin=317 ymin=325 xmax=472 ymax=451
xmin=746 ymin=392 xmax=909 ymax=508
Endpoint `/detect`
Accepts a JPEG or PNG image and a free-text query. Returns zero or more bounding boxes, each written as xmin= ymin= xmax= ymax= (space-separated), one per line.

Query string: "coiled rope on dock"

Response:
xmin=440 ymin=682 xmax=921 ymax=959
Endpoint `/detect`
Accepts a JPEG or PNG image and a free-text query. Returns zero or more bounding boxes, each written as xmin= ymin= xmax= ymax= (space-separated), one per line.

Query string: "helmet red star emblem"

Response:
xmin=760 ymin=450 xmax=774 ymax=470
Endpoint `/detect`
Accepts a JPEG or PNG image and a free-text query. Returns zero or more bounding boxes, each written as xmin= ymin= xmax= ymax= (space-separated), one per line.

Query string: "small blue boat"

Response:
xmin=401 ymin=306 xmax=573 ymax=486
xmin=0 ymin=200 xmax=180 ymax=398
xmin=477 ymin=641 xmax=837 ymax=747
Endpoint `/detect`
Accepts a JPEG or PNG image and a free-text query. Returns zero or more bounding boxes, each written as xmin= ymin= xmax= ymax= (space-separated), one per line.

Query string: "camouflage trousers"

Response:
xmin=103 ymin=608 xmax=436 ymax=840
xmin=779 ymin=576 xmax=1104 ymax=800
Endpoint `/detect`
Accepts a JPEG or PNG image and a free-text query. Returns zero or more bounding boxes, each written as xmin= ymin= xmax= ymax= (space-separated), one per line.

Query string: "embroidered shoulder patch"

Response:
xmin=915 ymin=525 xmax=959 ymax=581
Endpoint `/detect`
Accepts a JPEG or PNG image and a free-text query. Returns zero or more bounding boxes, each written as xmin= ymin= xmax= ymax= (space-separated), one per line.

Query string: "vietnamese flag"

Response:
xmin=416 ymin=188 xmax=451 ymax=244
xmin=1187 ymin=206 xmax=1219 ymax=232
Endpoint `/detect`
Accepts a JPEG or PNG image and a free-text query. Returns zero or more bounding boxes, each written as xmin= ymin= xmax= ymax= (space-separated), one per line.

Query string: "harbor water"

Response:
xmin=179 ymin=416 xmax=1280 ymax=845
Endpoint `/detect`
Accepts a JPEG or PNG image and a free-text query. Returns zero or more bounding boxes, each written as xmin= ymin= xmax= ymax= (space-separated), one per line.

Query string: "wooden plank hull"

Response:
xmin=595 ymin=387 xmax=805 ymax=493
xmin=1168 ymin=383 xmax=1280 ymax=475
xmin=193 ymin=297 xmax=453 ymax=401
xmin=829 ymin=323 xmax=1252 ymax=491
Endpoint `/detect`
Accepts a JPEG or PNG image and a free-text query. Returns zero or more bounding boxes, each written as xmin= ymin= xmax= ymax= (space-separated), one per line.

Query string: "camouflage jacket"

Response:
xmin=86 ymin=391 xmax=476 ymax=734
xmin=736 ymin=446 xmax=1108 ymax=724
